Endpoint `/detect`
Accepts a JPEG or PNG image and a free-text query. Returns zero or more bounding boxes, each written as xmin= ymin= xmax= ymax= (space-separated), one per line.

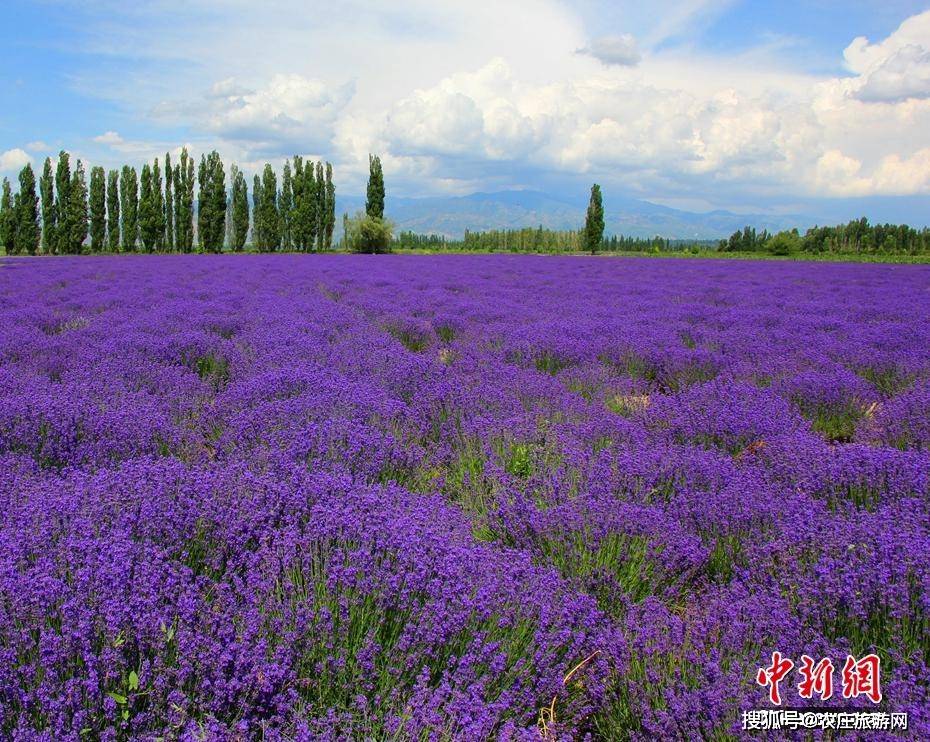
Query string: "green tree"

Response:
xmin=107 ymin=170 xmax=120 ymax=252
xmin=164 ymin=152 xmax=174 ymax=251
xmin=767 ymin=229 xmax=801 ymax=256
xmin=15 ymin=164 xmax=41 ymax=255
xmin=346 ymin=211 xmax=392 ymax=254
xmin=139 ymin=163 xmax=157 ymax=251
xmin=67 ymin=160 xmax=88 ymax=254
xmin=583 ymin=183 xmax=604 ymax=254
xmin=365 ymin=154 xmax=384 ymax=219
xmin=120 ymin=166 xmax=139 ymax=252
xmin=54 ymin=150 xmax=72 ymax=255
xmin=0 ymin=178 xmax=14 ymax=254
xmin=175 ymin=148 xmax=195 ymax=252
xmin=324 ymin=162 xmax=336 ymax=248
xmin=40 ymin=158 xmax=55 ymax=253
xmin=197 ymin=150 xmax=226 ymax=252
xmin=316 ymin=161 xmax=326 ymax=250
xmin=293 ymin=157 xmax=318 ymax=251
xmin=89 ymin=166 xmax=106 ymax=251
xmin=153 ymin=158 xmax=165 ymax=251
xmin=279 ymin=161 xmax=293 ymax=251
xmin=257 ymin=163 xmax=279 ymax=251
xmin=230 ymin=165 xmax=249 ymax=252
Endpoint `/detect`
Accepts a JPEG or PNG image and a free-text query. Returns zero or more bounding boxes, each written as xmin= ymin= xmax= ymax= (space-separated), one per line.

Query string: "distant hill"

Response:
xmin=335 ymin=190 xmax=808 ymax=240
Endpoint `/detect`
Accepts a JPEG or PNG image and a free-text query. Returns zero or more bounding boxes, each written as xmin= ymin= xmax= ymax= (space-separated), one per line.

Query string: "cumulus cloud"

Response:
xmin=576 ymin=34 xmax=641 ymax=67
xmin=845 ymin=10 xmax=930 ymax=102
xmin=0 ymin=148 xmax=31 ymax=172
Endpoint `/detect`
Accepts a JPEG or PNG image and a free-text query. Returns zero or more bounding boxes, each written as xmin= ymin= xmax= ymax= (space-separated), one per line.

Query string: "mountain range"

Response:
xmin=335 ymin=190 xmax=809 ymax=240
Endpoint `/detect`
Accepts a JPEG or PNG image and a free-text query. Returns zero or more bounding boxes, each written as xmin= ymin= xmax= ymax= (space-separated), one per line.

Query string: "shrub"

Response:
xmin=346 ymin=212 xmax=393 ymax=254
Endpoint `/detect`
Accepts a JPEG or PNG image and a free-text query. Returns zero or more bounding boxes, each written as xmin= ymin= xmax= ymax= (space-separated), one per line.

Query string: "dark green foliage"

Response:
xmin=120 ymin=166 xmax=139 ymax=252
xmin=139 ymin=163 xmax=157 ymax=252
xmin=584 ymin=183 xmax=605 ymax=254
xmin=230 ymin=165 xmax=249 ymax=252
xmin=197 ymin=151 xmax=226 ymax=253
xmin=279 ymin=162 xmax=293 ymax=251
xmin=40 ymin=158 xmax=55 ymax=254
xmin=54 ymin=151 xmax=72 ymax=255
xmin=721 ymin=218 xmax=930 ymax=256
xmin=366 ymin=154 xmax=384 ymax=219
xmin=0 ymin=179 xmax=13 ymax=255
xmin=316 ymin=161 xmax=326 ymax=250
xmin=324 ymin=162 xmax=336 ymax=249
xmin=248 ymin=163 xmax=279 ymax=251
xmin=89 ymin=166 xmax=106 ymax=252
xmin=153 ymin=158 xmax=165 ymax=251
xmin=66 ymin=160 xmax=88 ymax=254
xmin=106 ymin=170 xmax=120 ymax=252
xmin=164 ymin=152 xmax=174 ymax=251
xmin=175 ymin=148 xmax=195 ymax=253
xmin=292 ymin=156 xmax=319 ymax=251
xmin=15 ymin=164 xmax=41 ymax=255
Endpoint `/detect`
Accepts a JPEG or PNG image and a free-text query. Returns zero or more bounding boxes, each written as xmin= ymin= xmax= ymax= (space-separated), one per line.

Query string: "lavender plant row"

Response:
xmin=0 ymin=254 xmax=928 ymax=740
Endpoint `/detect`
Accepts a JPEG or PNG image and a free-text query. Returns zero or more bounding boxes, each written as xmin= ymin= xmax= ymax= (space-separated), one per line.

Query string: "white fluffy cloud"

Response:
xmin=0 ymin=148 xmax=31 ymax=172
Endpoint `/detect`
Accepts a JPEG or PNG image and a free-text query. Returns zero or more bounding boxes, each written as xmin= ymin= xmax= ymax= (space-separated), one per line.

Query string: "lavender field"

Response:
xmin=1 ymin=254 xmax=929 ymax=740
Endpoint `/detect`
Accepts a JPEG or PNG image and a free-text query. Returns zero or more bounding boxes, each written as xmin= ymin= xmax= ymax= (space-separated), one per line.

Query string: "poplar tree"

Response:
xmin=259 ymin=163 xmax=279 ymax=251
xmin=366 ymin=154 xmax=384 ymax=219
xmin=15 ymin=164 xmax=41 ymax=255
xmin=252 ymin=174 xmax=263 ymax=249
xmin=107 ymin=170 xmax=120 ymax=251
xmin=324 ymin=162 xmax=336 ymax=248
xmin=139 ymin=163 xmax=157 ymax=251
xmin=293 ymin=157 xmax=317 ymax=251
xmin=0 ymin=179 xmax=14 ymax=254
xmin=230 ymin=165 xmax=249 ymax=252
xmin=89 ymin=166 xmax=106 ymax=251
xmin=164 ymin=152 xmax=174 ymax=251
xmin=176 ymin=148 xmax=195 ymax=252
xmin=40 ymin=158 xmax=55 ymax=253
xmin=197 ymin=150 xmax=226 ymax=252
xmin=120 ymin=165 xmax=139 ymax=252
xmin=55 ymin=151 xmax=72 ymax=255
xmin=67 ymin=160 xmax=88 ymax=254
xmin=315 ymin=161 xmax=326 ymax=250
xmin=583 ymin=183 xmax=604 ymax=254
xmin=279 ymin=162 xmax=293 ymax=250
xmin=153 ymin=158 xmax=165 ymax=251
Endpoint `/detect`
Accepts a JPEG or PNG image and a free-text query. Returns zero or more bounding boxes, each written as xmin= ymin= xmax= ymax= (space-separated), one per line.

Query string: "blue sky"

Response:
xmin=1 ymin=0 xmax=929 ymax=223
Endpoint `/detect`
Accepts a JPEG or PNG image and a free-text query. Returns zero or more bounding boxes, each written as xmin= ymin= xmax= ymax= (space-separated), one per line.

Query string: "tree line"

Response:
xmin=721 ymin=219 xmax=930 ymax=256
xmin=0 ymin=149 xmax=337 ymax=255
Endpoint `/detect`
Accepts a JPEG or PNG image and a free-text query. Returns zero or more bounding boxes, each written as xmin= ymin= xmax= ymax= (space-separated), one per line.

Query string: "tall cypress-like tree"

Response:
xmin=139 ymin=163 xmax=157 ymax=252
xmin=258 ymin=163 xmax=279 ymax=252
xmin=120 ymin=166 xmax=139 ymax=252
xmin=250 ymin=174 xmax=261 ymax=249
xmin=164 ymin=152 xmax=174 ymax=251
xmin=292 ymin=156 xmax=317 ymax=251
xmin=107 ymin=170 xmax=120 ymax=252
xmin=54 ymin=151 xmax=72 ymax=255
xmin=230 ymin=165 xmax=249 ymax=252
xmin=40 ymin=158 xmax=56 ymax=254
xmin=67 ymin=160 xmax=88 ymax=254
xmin=279 ymin=162 xmax=293 ymax=251
xmin=0 ymin=178 xmax=14 ymax=255
xmin=89 ymin=166 xmax=106 ymax=251
xmin=315 ymin=161 xmax=326 ymax=250
xmin=366 ymin=154 xmax=384 ymax=219
xmin=324 ymin=162 xmax=336 ymax=249
xmin=583 ymin=183 xmax=604 ymax=254
xmin=197 ymin=151 xmax=226 ymax=252
xmin=15 ymin=164 xmax=41 ymax=256
xmin=153 ymin=158 xmax=165 ymax=251
xmin=176 ymin=148 xmax=195 ymax=252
